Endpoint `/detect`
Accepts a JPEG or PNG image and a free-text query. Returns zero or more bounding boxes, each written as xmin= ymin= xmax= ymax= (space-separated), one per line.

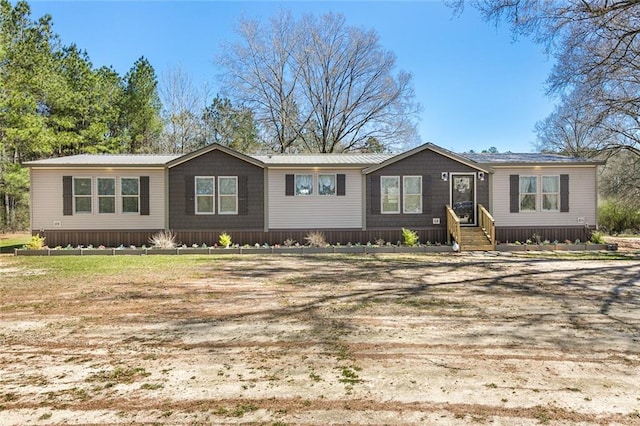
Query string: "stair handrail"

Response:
xmin=478 ymin=204 xmax=495 ymax=246
xmin=445 ymin=205 xmax=461 ymax=246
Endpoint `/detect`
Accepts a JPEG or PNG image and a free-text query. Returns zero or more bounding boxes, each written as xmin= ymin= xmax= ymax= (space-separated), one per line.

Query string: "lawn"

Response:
xmin=1 ymin=253 xmax=639 ymax=425
xmin=0 ymin=232 xmax=30 ymax=254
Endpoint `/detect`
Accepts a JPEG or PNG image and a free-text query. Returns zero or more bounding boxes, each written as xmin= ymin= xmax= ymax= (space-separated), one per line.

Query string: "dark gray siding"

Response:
xmin=496 ymin=226 xmax=594 ymax=245
xmin=366 ymin=149 xmax=489 ymax=230
xmin=169 ymin=149 xmax=264 ymax=230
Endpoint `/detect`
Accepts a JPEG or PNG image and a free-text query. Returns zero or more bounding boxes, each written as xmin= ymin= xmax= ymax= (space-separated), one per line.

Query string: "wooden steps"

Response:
xmin=458 ymin=227 xmax=495 ymax=251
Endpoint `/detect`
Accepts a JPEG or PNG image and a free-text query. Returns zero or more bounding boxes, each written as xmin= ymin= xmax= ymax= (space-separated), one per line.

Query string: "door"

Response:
xmin=450 ymin=173 xmax=476 ymax=226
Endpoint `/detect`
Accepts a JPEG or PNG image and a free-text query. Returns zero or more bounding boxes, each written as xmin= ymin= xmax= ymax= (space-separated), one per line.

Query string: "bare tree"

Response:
xmin=218 ymin=11 xmax=419 ymax=153
xmin=159 ymin=66 xmax=207 ymax=153
xmin=450 ymin=0 xmax=640 ymax=155
xmin=600 ymin=149 xmax=640 ymax=207
xmin=534 ymin=87 xmax=612 ymax=158
xmin=218 ymin=11 xmax=303 ymax=153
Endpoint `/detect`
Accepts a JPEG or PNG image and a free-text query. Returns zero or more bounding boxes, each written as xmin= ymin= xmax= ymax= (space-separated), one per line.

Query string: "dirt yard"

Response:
xmin=1 ymin=252 xmax=639 ymax=425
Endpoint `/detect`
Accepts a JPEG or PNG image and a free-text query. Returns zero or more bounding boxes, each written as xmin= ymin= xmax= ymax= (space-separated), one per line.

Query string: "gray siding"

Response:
xmin=30 ymin=168 xmax=166 ymax=231
xmin=168 ymin=149 xmax=264 ymax=230
xmin=491 ymin=166 xmax=597 ymax=227
xmin=267 ymin=169 xmax=363 ymax=229
xmin=366 ymin=148 xmax=489 ymax=229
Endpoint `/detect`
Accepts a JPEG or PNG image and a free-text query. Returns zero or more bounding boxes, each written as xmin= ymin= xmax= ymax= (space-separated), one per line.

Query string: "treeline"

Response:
xmin=0 ymin=1 xmax=257 ymax=230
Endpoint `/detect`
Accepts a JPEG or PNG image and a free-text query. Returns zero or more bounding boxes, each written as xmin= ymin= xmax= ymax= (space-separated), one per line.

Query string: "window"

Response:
xmin=195 ymin=176 xmax=215 ymax=214
xmin=403 ymin=176 xmax=422 ymax=214
xmin=381 ymin=176 xmax=400 ymax=214
xmin=519 ymin=176 xmax=537 ymax=211
xmin=218 ymin=176 xmax=238 ymax=214
xmin=73 ymin=178 xmax=92 ymax=213
xmin=97 ymin=178 xmax=115 ymax=214
xmin=318 ymin=174 xmax=336 ymax=196
xmin=295 ymin=174 xmax=313 ymax=196
xmin=542 ymin=176 xmax=560 ymax=211
xmin=121 ymin=177 xmax=139 ymax=213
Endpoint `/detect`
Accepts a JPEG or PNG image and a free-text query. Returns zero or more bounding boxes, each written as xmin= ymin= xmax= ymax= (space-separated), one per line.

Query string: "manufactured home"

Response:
xmin=25 ymin=142 xmax=603 ymax=250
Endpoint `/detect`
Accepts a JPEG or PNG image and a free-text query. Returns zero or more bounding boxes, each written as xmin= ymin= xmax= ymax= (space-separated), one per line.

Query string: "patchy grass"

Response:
xmin=0 ymin=232 xmax=30 ymax=253
xmin=515 ymin=251 xmax=634 ymax=261
xmin=86 ymin=366 xmax=150 ymax=384
xmin=1 ymin=254 xmax=222 ymax=284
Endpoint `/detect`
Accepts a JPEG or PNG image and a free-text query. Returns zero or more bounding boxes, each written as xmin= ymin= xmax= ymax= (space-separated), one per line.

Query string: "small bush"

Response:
xmin=219 ymin=232 xmax=232 ymax=248
xmin=283 ymin=238 xmax=297 ymax=247
xmin=148 ymin=230 xmax=177 ymax=249
xmin=305 ymin=231 xmax=327 ymax=247
xmin=401 ymin=228 xmax=419 ymax=246
xmin=590 ymin=231 xmax=606 ymax=244
xmin=24 ymin=234 xmax=46 ymax=249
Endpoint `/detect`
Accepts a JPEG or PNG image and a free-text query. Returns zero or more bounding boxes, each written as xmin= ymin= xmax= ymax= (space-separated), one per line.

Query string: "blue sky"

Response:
xmin=29 ymin=1 xmax=555 ymax=153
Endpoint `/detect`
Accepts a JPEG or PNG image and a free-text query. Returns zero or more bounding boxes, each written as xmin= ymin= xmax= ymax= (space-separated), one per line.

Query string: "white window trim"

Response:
xmin=318 ymin=174 xmax=337 ymax=196
xmin=218 ymin=176 xmax=238 ymax=215
xmin=519 ymin=175 xmax=538 ymax=212
xmin=73 ymin=177 xmax=93 ymax=214
xmin=195 ymin=176 xmax=215 ymax=215
xmin=97 ymin=177 xmax=116 ymax=215
xmin=403 ymin=175 xmax=422 ymax=214
xmin=295 ymin=174 xmax=314 ymax=196
xmin=381 ymin=176 xmax=400 ymax=214
xmin=542 ymin=175 xmax=560 ymax=212
xmin=121 ymin=177 xmax=140 ymax=214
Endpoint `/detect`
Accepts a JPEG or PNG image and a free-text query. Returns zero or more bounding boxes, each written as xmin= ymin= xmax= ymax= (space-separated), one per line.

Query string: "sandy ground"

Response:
xmin=1 ymin=252 xmax=640 ymax=425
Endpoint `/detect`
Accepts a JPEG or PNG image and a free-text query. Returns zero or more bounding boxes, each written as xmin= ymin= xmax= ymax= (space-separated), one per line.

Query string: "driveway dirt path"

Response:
xmin=1 ymin=253 xmax=639 ymax=425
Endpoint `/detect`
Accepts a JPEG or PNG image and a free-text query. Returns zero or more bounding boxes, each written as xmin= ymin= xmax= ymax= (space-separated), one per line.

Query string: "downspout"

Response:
xmin=263 ymin=168 xmax=269 ymax=232
xmin=361 ymin=172 xmax=367 ymax=230
xmin=164 ymin=167 xmax=170 ymax=232
xmin=594 ymin=165 xmax=599 ymax=230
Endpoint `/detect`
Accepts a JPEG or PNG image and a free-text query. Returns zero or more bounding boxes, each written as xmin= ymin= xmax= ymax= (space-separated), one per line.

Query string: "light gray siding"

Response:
xmin=30 ymin=168 xmax=166 ymax=231
xmin=267 ymin=169 xmax=363 ymax=229
xmin=490 ymin=166 xmax=598 ymax=227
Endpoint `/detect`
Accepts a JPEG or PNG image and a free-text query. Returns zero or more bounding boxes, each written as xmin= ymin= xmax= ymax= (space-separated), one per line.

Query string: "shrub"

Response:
xmin=401 ymin=228 xmax=419 ymax=246
xmin=590 ymin=231 xmax=606 ymax=244
xmin=148 ymin=230 xmax=177 ymax=249
xmin=305 ymin=231 xmax=327 ymax=247
xmin=598 ymin=199 xmax=640 ymax=235
xmin=283 ymin=238 xmax=297 ymax=247
xmin=24 ymin=234 xmax=46 ymax=250
xmin=219 ymin=232 xmax=232 ymax=248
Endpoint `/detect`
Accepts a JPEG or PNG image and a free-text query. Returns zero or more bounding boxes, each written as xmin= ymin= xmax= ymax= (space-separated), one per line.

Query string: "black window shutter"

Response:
xmin=63 ymin=176 xmax=73 ymax=216
xmin=560 ymin=174 xmax=570 ymax=212
xmin=140 ymin=176 xmax=150 ymax=215
xmin=337 ymin=174 xmax=346 ymax=196
xmin=238 ymin=175 xmax=248 ymax=215
xmin=509 ymin=174 xmax=520 ymax=213
xmin=370 ymin=175 xmax=380 ymax=215
xmin=185 ymin=175 xmax=195 ymax=215
xmin=422 ymin=175 xmax=431 ymax=214
xmin=285 ymin=174 xmax=294 ymax=196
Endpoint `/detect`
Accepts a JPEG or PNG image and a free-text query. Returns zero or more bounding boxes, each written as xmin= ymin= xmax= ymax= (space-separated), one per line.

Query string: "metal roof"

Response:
xmin=24 ymin=154 xmax=181 ymax=167
xmin=464 ymin=152 xmax=604 ymax=165
xmin=24 ymin=149 xmax=603 ymax=169
xmin=252 ymin=153 xmax=393 ymax=166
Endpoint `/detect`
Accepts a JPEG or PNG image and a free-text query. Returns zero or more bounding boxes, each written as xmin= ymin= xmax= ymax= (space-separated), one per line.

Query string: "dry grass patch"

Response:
xmin=1 ymin=253 xmax=639 ymax=425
